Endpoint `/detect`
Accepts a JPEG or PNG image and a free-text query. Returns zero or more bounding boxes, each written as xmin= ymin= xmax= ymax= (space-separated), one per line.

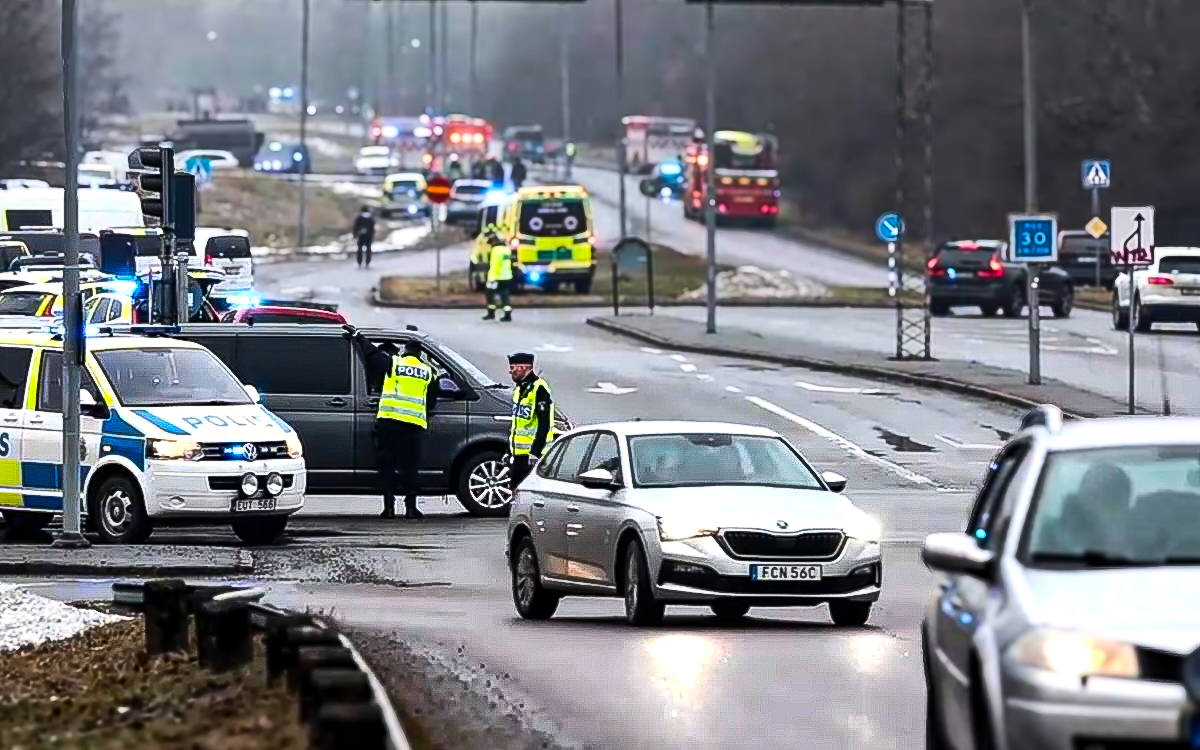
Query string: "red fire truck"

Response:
xmin=682 ymin=130 xmax=780 ymax=227
xmin=421 ymin=114 xmax=493 ymax=173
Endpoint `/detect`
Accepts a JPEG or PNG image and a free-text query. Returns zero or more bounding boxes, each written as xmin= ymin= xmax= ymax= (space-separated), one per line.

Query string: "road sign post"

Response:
xmin=426 ymin=173 xmax=452 ymax=293
xmin=1009 ymin=214 xmax=1058 ymax=386
xmin=1111 ymin=205 xmax=1155 ymax=415
xmin=1082 ymin=159 xmax=1111 ymax=288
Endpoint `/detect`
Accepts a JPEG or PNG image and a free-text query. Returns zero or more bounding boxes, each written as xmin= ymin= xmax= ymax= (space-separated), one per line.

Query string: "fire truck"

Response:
xmin=682 ymin=130 xmax=780 ymax=227
xmin=421 ymin=114 xmax=493 ymax=174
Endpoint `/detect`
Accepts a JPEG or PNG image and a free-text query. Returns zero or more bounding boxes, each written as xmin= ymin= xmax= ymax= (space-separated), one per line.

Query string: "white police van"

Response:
xmin=0 ymin=327 xmax=305 ymax=544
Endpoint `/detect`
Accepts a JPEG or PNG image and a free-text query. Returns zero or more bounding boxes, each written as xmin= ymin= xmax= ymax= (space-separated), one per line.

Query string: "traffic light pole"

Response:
xmin=298 ymin=0 xmax=311 ymax=251
xmin=56 ymin=0 xmax=88 ymax=548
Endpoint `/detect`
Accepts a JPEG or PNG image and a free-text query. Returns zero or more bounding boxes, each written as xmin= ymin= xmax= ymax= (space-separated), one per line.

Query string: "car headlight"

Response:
xmin=240 ymin=472 xmax=259 ymax=496
xmin=285 ymin=433 xmax=303 ymax=459
xmin=147 ymin=438 xmax=204 ymax=461
xmin=845 ymin=513 xmax=882 ymax=543
xmin=1009 ymin=628 xmax=1139 ymax=679
xmin=264 ymin=472 xmax=285 ymax=496
xmin=657 ymin=516 xmax=718 ymax=542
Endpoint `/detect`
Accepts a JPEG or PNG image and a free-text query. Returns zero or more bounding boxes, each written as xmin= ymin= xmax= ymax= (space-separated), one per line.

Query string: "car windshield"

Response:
xmin=1158 ymin=256 xmax=1200 ymax=274
xmin=94 ymin=347 xmax=252 ymax=407
xmin=390 ymin=181 xmax=421 ymax=198
xmin=628 ymin=433 xmax=823 ymax=489
xmin=1024 ymin=446 xmax=1200 ymax=567
xmin=205 ymin=236 xmax=251 ymax=259
xmin=433 ymin=342 xmax=497 ymax=387
xmin=518 ymin=199 xmax=588 ymax=237
xmin=0 ymin=291 xmax=48 ymax=315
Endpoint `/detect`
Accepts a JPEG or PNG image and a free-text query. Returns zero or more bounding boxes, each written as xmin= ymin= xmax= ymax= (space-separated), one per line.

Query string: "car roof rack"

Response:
xmin=1019 ymin=404 xmax=1063 ymax=433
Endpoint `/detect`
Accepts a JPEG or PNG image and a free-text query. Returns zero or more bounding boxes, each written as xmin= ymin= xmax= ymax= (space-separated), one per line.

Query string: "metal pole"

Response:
xmin=427 ymin=0 xmax=435 ymax=110
xmin=1028 ymin=263 xmax=1041 ymax=385
xmin=469 ymin=0 xmax=478 ymax=114
xmin=435 ymin=209 xmax=441 ymax=292
xmin=921 ymin=0 xmax=933 ymax=359
xmin=703 ymin=0 xmax=717 ymax=335
xmin=893 ymin=0 xmax=906 ymax=359
xmin=298 ymin=0 xmax=311 ymax=251
xmin=1127 ymin=258 xmax=1135 ymax=414
xmin=440 ymin=0 xmax=449 ymax=110
xmin=385 ymin=1 xmax=396 ymax=114
xmin=175 ymin=254 xmax=189 ymax=324
xmin=1021 ymin=0 xmax=1037 ymax=213
xmin=560 ymin=8 xmax=571 ymax=162
xmin=56 ymin=0 xmax=87 ymax=548
xmin=615 ymin=0 xmax=627 ymax=242
xmin=1091 ymin=187 xmax=1101 ymax=287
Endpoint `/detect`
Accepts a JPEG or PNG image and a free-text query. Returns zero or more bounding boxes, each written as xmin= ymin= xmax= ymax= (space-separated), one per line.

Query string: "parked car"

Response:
xmin=928 ymin=240 xmax=1074 ymax=318
xmin=1112 ymin=246 xmax=1200 ymax=332
xmin=354 ymin=145 xmax=399 ymax=176
xmin=170 ymin=323 xmax=570 ymax=515
xmin=446 ymin=179 xmax=492 ymax=225
xmin=253 ymin=141 xmax=310 ymax=174
xmin=922 ymin=405 xmax=1200 ymax=750
xmin=174 ymin=149 xmax=240 ymax=171
xmin=1056 ymin=230 xmax=1115 ymax=289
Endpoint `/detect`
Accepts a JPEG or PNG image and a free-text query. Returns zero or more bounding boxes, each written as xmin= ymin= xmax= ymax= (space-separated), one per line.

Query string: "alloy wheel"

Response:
xmin=468 ymin=459 xmax=512 ymax=509
xmin=624 ymin=548 xmax=640 ymax=612
xmin=101 ymin=489 xmax=133 ymax=537
xmin=516 ymin=546 xmax=538 ymax=610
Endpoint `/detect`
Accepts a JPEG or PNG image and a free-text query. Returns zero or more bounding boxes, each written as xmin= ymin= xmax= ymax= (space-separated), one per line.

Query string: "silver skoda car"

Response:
xmin=922 ymin=405 xmax=1200 ymax=750
xmin=505 ymin=421 xmax=883 ymax=626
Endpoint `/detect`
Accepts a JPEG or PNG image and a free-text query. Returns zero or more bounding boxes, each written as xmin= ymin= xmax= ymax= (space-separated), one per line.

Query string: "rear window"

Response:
xmin=935 ymin=247 xmax=998 ymax=267
xmin=389 ymin=181 xmax=421 ymax=198
xmin=518 ymin=199 xmax=587 ymax=237
xmin=453 ymin=184 xmax=487 ymax=196
xmin=132 ymin=235 xmax=163 ymax=257
xmin=245 ymin=312 xmax=335 ymax=324
xmin=1060 ymin=236 xmax=1107 ymax=260
xmin=1158 ymin=256 xmax=1200 ymax=274
xmin=5 ymin=210 xmax=52 ymax=231
xmin=205 ymin=236 xmax=251 ymax=260
xmin=0 ymin=292 xmax=48 ymax=315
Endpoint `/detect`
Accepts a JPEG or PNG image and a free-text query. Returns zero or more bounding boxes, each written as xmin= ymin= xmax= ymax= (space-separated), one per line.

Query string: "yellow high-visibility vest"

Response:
xmin=510 ymin=377 xmax=555 ymax=455
xmin=378 ymin=354 xmax=432 ymax=428
xmin=488 ymin=243 xmax=513 ymax=283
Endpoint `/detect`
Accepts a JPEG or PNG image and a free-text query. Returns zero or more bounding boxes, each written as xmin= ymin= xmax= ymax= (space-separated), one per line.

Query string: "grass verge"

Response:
xmin=0 ymin=618 xmax=307 ymax=749
xmin=200 ymin=172 xmax=364 ymax=248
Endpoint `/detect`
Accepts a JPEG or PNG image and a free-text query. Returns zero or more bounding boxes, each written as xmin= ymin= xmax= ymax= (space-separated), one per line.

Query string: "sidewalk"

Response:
xmin=587 ymin=314 xmax=1140 ymax=419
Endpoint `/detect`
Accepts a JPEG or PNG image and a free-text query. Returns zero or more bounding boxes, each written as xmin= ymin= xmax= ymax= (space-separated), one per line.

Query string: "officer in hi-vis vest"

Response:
xmin=507 ymin=352 xmax=555 ymax=491
xmin=482 ymin=225 xmax=514 ymax=322
xmin=345 ymin=325 xmax=436 ymax=519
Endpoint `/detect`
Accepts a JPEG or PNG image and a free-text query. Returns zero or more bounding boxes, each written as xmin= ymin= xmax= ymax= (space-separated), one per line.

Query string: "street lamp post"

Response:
xmin=704 ymin=0 xmax=718 ymax=335
xmin=1021 ymin=0 xmax=1036 ymax=213
xmin=615 ymin=0 xmax=627 ymax=242
xmin=297 ymin=0 xmax=311 ymax=251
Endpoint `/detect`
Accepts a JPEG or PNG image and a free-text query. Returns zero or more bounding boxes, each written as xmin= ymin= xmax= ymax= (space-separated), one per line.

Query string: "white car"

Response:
xmin=506 ymin=421 xmax=882 ymax=626
xmin=78 ymin=163 xmax=119 ymax=188
xmin=174 ymin=149 xmax=240 ymax=171
xmin=354 ymin=146 xmax=399 ymax=175
xmin=192 ymin=227 xmax=254 ymax=299
xmin=1112 ymin=246 xmax=1200 ymax=331
xmin=446 ymin=179 xmax=492 ymax=225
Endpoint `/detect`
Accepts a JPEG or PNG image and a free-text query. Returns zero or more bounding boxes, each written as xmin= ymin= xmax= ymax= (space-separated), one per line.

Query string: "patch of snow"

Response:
xmin=0 ymin=586 xmax=127 ymax=653
xmin=680 ymin=265 xmax=827 ymax=300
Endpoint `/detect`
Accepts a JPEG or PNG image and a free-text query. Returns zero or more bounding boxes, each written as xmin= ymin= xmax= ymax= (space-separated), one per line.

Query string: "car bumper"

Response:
xmin=650 ymin=535 xmax=882 ymax=605
xmin=930 ymin=283 xmax=1009 ymax=304
xmin=144 ymin=458 xmax=306 ymax=519
xmin=519 ymin=263 xmax=595 ymax=285
xmin=1002 ymin=665 xmax=1192 ymax=750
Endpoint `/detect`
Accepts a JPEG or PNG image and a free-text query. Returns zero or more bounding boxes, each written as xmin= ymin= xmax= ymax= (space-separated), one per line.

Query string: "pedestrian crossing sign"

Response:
xmin=1081 ymin=159 xmax=1111 ymax=190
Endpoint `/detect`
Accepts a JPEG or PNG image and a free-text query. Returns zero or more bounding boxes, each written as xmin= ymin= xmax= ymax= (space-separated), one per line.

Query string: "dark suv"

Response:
xmin=928 ymin=240 xmax=1074 ymax=318
xmin=172 ymin=323 xmax=553 ymax=516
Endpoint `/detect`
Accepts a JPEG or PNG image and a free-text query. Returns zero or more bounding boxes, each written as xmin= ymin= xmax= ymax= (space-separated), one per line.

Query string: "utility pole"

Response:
xmin=298 ymin=0 xmax=311 ymax=250
xmin=1021 ymin=0 xmax=1036 ymax=213
xmin=440 ymin=0 xmax=449 ymax=110
xmin=427 ymin=0 xmax=435 ymax=111
xmin=469 ymin=0 xmax=479 ymax=114
xmin=56 ymin=0 xmax=88 ymax=549
xmin=703 ymin=0 xmax=717 ymax=334
xmin=560 ymin=6 xmax=571 ymax=163
xmin=615 ymin=0 xmax=627 ymax=241
xmin=385 ymin=1 xmax=396 ymax=114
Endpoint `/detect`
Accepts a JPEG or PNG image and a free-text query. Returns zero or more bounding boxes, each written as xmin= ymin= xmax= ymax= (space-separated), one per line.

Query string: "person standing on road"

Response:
xmin=344 ymin=326 xmax=435 ymax=519
xmin=507 ymin=352 xmax=555 ymax=492
xmin=510 ymin=156 xmax=527 ymax=191
xmin=482 ymin=225 xmax=514 ymax=322
xmin=488 ymin=157 xmax=505 ymax=189
xmin=352 ymin=205 xmax=376 ymax=268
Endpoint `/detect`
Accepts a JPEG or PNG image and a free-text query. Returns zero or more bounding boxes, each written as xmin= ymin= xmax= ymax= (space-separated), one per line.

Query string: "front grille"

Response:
xmin=209 ymin=474 xmax=295 ymax=491
xmin=659 ymin=561 xmax=877 ymax=595
xmin=720 ymin=530 xmax=845 ymax=560
xmin=200 ymin=441 xmax=289 ymax=461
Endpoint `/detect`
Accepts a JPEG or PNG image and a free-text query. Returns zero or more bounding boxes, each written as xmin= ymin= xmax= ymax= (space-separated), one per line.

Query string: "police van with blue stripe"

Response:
xmin=0 ymin=328 xmax=305 ymax=544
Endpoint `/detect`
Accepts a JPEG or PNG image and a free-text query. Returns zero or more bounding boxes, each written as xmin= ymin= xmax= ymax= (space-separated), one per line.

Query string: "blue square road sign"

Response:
xmin=1082 ymin=159 xmax=1111 ymax=190
xmin=1008 ymin=214 xmax=1058 ymax=263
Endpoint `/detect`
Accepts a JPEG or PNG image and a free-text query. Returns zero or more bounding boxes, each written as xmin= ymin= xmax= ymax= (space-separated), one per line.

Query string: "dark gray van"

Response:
xmin=171 ymin=323 xmax=550 ymax=516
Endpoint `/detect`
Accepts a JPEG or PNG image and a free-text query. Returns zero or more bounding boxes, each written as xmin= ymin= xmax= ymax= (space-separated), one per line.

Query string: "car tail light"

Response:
xmin=977 ymin=255 xmax=1005 ymax=278
xmin=718 ymin=203 xmax=728 ymax=213
xmin=1147 ymin=275 xmax=1174 ymax=285
xmin=927 ymin=256 xmax=946 ymax=277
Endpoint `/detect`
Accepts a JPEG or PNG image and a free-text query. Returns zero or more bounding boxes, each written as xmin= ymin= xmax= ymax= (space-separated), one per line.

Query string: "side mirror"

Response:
xmin=578 ymin=467 xmax=619 ymax=491
xmin=639 ymin=178 xmax=658 ymax=198
xmin=80 ymin=389 xmax=107 ymax=418
xmin=436 ymin=376 xmax=463 ymax=399
xmin=244 ymin=384 xmax=261 ymax=403
xmin=921 ymin=532 xmax=995 ymax=579
xmin=822 ymin=471 xmax=847 ymax=493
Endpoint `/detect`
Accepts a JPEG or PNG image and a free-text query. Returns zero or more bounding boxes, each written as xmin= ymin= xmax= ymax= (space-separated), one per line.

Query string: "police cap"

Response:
xmin=507 ymin=352 xmax=535 ymax=365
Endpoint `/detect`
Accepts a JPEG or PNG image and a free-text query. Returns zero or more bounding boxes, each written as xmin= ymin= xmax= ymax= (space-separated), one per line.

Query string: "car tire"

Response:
xmin=930 ymin=300 xmax=950 ymax=316
xmin=828 ymin=600 xmax=872 ymax=626
xmin=511 ymin=536 xmax=559 ymax=620
xmin=1051 ymin=287 xmax=1074 ymax=318
xmin=979 ymin=304 xmax=998 ymax=317
xmin=710 ymin=601 xmax=751 ymax=622
xmin=1 ymin=510 xmax=51 ymax=538
xmin=623 ymin=539 xmax=664 ymax=626
xmin=574 ymin=278 xmax=593 ymax=295
xmin=1113 ymin=292 xmax=1129 ymax=330
xmin=1001 ymin=286 xmax=1025 ymax=318
xmin=456 ymin=449 xmax=512 ymax=517
xmin=231 ymin=515 xmax=288 ymax=545
xmin=90 ymin=475 xmax=151 ymax=544
xmin=1132 ymin=294 xmax=1152 ymax=332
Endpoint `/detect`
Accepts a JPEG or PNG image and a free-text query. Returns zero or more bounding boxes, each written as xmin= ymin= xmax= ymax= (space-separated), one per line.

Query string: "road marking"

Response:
xmin=795 ymin=381 xmax=893 ymax=396
xmin=640 ymin=347 xmax=663 ymax=355
xmin=537 ymin=344 xmax=573 ymax=353
xmin=936 ymin=434 xmax=1001 ymax=451
xmin=587 ymin=381 xmax=638 ymax=395
xmin=670 ymin=354 xmax=689 ymax=362
xmin=696 ymin=374 xmax=714 ymax=382
xmin=745 ymin=396 xmax=936 ymax=486
xmin=679 ymin=363 xmax=698 ymax=373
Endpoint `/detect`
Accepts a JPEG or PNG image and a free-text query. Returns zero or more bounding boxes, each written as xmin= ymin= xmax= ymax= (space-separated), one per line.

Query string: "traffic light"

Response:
xmin=171 ymin=172 xmax=196 ymax=242
xmin=129 ymin=146 xmax=173 ymax=225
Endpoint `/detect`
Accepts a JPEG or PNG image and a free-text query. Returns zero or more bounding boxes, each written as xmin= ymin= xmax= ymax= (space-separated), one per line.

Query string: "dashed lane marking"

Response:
xmin=745 ymin=396 xmax=937 ymax=487
xmin=725 ymin=386 xmax=743 ymax=393
xmin=679 ymin=363 xmax=698 ymax=373
xmin=640 ymin=347 xmax=663 ymax=355
xmin=936 ymin=434 xmax=1001 ymax=451
xmin=696 ymin=374 xmax=714 ymax=382
xmin=669 ymin=354 xmax=689 ymax=362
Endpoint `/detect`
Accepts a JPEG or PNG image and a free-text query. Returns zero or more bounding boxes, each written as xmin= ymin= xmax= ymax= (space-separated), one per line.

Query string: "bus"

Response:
xmin=622 ymin=116 xmax=696 ymax=174
xmin=682 ymin=130 xmax=780 ymax=227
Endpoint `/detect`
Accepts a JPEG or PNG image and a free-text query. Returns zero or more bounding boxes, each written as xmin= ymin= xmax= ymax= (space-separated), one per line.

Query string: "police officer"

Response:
xmin=344 ymin=325 xmax=435 ymax=519
xmin=482 ymin=224 xmax=513 ymax=322
xmin=507 ymin=352 xmax=555 ymax=491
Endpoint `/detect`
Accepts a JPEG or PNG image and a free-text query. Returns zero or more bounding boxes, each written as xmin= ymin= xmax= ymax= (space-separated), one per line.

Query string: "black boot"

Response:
xmin=482 ymin=309 xmax=496 ymax=320
xmin=380 ymin=501 xmax=396 ymax=519
xmin=500 ymin=310 xmax=512 ymax=322
xmin=404 ymin=501 xmax=423 ymax=519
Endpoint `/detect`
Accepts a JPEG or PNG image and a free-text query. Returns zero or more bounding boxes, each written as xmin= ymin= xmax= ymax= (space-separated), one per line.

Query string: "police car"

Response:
xmin=0 ymin=328 xmax=305 ymax=544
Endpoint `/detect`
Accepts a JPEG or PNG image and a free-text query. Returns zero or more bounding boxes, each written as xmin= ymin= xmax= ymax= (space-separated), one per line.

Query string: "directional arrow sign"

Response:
xmin=587 ymin=381 xmax=637 ymax=395
xmin=1110 ymin=206 xmax=1155 ymax=267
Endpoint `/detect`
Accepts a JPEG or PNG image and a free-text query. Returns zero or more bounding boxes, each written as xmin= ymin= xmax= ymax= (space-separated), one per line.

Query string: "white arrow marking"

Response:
xmin=794 ymin=381 xmax=893 ymax=395
xmin=725 ymin=385 xmax=743 ymax=393
xmin=679 ymin=363 xmax=698 ymax=373
xmin=536 ymin=344 xmax=573 ymax=353
xmin=669 ymin=354 xmax=689 ymax=362
xmin=936 ymin=435 xmax=1001 ymax=451
xmin=696 ymin=374 xmax=714 ymax=382
xmin=639 ymin=347 xmax=663 ymax=355
xmin=587 ymin=381 xmax=638 ymax=395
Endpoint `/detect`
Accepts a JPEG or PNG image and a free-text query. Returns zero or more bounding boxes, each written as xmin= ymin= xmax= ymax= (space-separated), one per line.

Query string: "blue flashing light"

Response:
xmin=225 ymin=444 xmax=248 ymax=458
xmin=484 ymin=189 xmax=508 ymax=205
xmin=659 ymin=187 xmax=672 ymax=199
xmin=974 ymin=528 xmax=987 ymax=540
xmin=527 ymin=271 xmax=543 ymax=284
xmin=109 ymin=280 xmax=137 ymax=296
xmin=658 ymin=160 xmax=682 ymax=177
xmin=947 ymin=268 xmax=958 ymax=280
xmin=406 ymin=204 xmax=419 ymax=215
xmin=227 ymin=293 xmax=261 ymax=308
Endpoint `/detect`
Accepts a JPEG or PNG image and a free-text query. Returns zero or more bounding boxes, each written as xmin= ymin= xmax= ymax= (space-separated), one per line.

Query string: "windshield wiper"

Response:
xmin=1031 ymin=550 xmax=1200 ymax=567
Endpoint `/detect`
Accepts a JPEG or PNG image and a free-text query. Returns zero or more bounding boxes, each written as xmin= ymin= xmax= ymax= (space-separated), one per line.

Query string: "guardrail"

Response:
xmin=113 ymin=579 xmax=410 ymax=750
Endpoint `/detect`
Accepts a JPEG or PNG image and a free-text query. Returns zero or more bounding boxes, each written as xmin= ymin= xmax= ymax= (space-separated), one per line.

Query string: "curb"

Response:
xmin=0 ymin=549 xmax=254 ymax=577
xmin=369 ymin=288 xmax=896 ymax=311
xmin=585 ymin=316 xmax=1096 ymax=420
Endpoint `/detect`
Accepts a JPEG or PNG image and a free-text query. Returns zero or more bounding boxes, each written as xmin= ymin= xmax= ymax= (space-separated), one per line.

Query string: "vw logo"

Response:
xmin=242 ymin=443 xmax=258 ymax=461
xmin=776 ymin=520 xmax=789 ymax=530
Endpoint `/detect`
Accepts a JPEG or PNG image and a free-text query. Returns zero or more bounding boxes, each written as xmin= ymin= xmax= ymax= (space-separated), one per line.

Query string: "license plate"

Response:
xmin=233 ymin=497 xmax=276 ymax=512
xmin=1181 ymin=289 xmax=1200 ymax=296
xmin=733 ymin=196 xmax=755 ymax=203
xmin=751 ymin=564 xmax=822 ymax=581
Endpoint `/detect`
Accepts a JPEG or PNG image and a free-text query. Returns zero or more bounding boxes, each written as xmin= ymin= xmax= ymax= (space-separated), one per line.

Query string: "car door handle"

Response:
xmin=366 ymin=397 xmax=379 ymax=407
xmin=532 ymin=500 xmax=546 ymax=508
xmin=27 ymin=416 xmax=44 ymax=424
xmin=1 ymin=415 xmax=18 ymax=423
xmin=566 ymin=505 xmax=580 ymax=513
xmin=326 ymin=397 xmax=348 ymax=407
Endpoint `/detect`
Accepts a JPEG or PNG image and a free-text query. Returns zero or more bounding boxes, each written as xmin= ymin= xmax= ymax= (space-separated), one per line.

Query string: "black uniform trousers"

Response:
xmin=376 ymin=419 xmax=423 ymax=511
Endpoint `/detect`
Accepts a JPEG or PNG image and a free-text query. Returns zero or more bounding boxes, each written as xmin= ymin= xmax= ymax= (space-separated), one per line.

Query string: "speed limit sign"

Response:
xmin=1007 ymin=214 xmax=1058 ymax=264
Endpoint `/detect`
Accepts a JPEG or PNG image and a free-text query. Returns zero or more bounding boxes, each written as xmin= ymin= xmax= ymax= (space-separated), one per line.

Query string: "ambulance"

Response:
xmin=0 ymin=328 xmax=306 ymax=544
xmin=500 ymin=185 xmax=596 ymax=294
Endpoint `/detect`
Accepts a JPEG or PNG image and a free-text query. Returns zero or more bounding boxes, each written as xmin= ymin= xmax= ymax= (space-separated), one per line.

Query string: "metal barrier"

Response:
xmin=113 ymin=579 xmax=410 ymax=750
